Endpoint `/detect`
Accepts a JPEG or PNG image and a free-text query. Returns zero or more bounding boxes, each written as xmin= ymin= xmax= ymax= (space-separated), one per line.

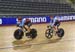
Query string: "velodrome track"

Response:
xmin=0 ymin=21 xmax=75 ymax=52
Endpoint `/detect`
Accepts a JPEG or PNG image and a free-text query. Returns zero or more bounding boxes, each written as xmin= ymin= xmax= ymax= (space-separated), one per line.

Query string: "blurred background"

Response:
xmin=0 ymin=0 xmax=75 ymax=16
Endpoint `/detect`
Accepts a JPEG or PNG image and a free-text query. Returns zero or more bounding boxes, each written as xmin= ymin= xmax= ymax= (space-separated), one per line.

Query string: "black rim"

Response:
xmin=14 ymin=29 xmax=24 ymax=40
xmin=57 ymin=29 xmax=64 ymax=37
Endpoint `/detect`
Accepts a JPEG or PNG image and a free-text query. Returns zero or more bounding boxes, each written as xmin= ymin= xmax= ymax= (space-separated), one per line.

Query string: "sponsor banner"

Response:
xmin=0 ymin=16 xmax=50 ymax=25
xmin=55 ymin=16 xmax=75 ymax=21
xmin=0 ymin=18 xmax=2 ymax=24
xmin=1 ymin=18 xmax=16 ymax=25
xmin=16 ymin=16 xmax=50 ymax=23
xmin=0 ymin=15 xmax=75 ymax=25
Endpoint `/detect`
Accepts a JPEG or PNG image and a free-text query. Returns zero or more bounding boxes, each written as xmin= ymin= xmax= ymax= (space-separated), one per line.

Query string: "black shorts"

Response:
xmin=54 ymin=21 xmax=60 ymax=27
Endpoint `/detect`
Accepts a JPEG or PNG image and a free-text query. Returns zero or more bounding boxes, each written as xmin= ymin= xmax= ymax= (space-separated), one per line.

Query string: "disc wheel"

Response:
xmin=14 ymin=29 xmax=24 ymax=40
xmin=57 ymin=28 xmax=64 ymax=38
xmin=30 ymin=29 xmax=37 ymax=39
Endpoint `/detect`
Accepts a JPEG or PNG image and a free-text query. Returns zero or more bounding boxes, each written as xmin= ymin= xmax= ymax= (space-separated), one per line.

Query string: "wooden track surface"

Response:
xmin=0 ymin=21 xmax=75 ymax=52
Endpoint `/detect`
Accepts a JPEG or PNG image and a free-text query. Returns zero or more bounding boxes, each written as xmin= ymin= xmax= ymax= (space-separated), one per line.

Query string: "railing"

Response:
xmin=0 ymin=1 xmax=75 ymax=15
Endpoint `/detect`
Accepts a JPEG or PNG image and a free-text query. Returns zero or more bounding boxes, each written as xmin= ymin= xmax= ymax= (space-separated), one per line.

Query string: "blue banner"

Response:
xmin=2 ymin=18 xmax=16 ymax=25
xmin=0 ymin=15 xmax=75 ymax=25
xmin=0 ymin=16 xmax=50 ymax=25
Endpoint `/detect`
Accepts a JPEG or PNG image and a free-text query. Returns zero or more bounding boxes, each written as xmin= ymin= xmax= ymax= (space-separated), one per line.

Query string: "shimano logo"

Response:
xmin=23 ymin=17 xmax=47 ymax=23
xmin=0 ymin=18 xmax=2 ymax=24
xmin=59 ymin=16 xmax=75 ymax=21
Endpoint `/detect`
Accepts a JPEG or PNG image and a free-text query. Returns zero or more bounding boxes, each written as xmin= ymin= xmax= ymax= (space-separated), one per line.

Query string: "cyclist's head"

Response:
xmin=17 ymin=16 xmax=22 ymax=20
xmin=50 ymin=16 xmax=54 ymax=19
